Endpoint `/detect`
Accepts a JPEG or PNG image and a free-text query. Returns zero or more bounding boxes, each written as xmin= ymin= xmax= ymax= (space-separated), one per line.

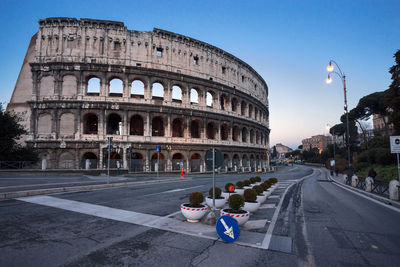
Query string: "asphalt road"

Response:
xmin=1 ymin=165 xmax=399 ymax=266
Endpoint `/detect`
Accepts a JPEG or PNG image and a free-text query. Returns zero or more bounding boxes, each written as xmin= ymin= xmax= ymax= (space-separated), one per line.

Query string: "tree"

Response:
xmin=0 ymin=104 xmax=38 ymax=162
xmin=271 ymin=146 xmax=278 ymax=159
xmin=385 ymin=50 xmax=400 ymax=134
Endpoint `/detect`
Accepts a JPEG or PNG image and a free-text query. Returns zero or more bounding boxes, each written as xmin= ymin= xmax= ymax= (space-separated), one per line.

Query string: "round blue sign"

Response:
xmin=216 ymin=215 xmax=240 ymax=242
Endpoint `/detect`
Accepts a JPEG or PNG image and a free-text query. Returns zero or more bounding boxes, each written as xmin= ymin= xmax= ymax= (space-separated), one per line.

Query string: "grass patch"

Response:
xmin=357 ymin=164 xmax=398 ymax=182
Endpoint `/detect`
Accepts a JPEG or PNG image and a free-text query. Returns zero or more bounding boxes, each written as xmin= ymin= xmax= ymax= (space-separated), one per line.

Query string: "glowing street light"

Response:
xmin=326 ymin=60 xmax=352 ymax=182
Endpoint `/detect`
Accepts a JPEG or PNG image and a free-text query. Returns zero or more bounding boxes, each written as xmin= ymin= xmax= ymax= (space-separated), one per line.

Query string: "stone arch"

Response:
xmin=220 ymin=123 xmax=229 ymax=140
xmin=190 ymin=88 xmax=199 ymax=104
xmin=151 ymin=152 xmax=165 ymax=171
xmin=190 ymin=119 xmax=201 ymax=138
xmin=223 ymin=154 xmax=229 ymax=169
xmin=254 ymin=108 xmax=258 ymax=121
xmin=62 ymin=75 xmax=77 ymax=96
xmin=206 ymin=121 xmax=216 ymax=139
xmin=83 ymin=113 xmax=98 ymax=134
xmin=172 ymin=118 xmax=184 ymax=137
xmin=107 ymin=113 xmax=122 ymax=135
xmin=241 ymin=101 xmax=247 ymax=116
xmin=82 ymin=152 xmax=97 ymax=169
xmin=172 ymin=153 xmax=185 ymax=171
xmin=152 ymin=82 xmax=164 ymax=99
xmin=233 ymin=154 xmax=240 ymax=170
xmin=232 ymin=125 xmax=239 ymax=141
xmin=37 ymin=113 xmax=52 ymax=134
xmin=248 ymin=104 xmax=253 ymax=118
xmin=130 ymin=114 xmax=144 ymax=135
xmin=250 ymin=155 xmax=255 ymax=171
xmin=242 ymin=154 xmax=249 ymax=169
xmin=242 ymin=127 xmax=248 ymax=143
xmin=58 ymin=152 xmax=74 ymax=169
xmin=256 ymin=131 xmax=260 ymax=144
xmin=131 ymin=79 xmax=145 ymax=98
xmin=39 ymin=76 xmax=54 ymax=97
xmin=109 ymin=78 xmax=123 ymax=97
xmin=231 ymin=97 xmax=238 ymax=112
xmin=87 ymin=76 xmax=100 ymax=96
xmin=172 ymin=85 xmax=182 ymax=102
xmin=220 ymin=94 xmax=228 ymax=110
xmin=152 ymin=116 xmax=164 ymax=136
xmin=59 ymin=113 xmax=75 ymax=136
xmin=130 ymin=152 xmax=144 ymax=172
xmin=190 ymin=153 xmax=201 ymax=172
xmin=250 ymin=129 xmax=254 ymax=143
xmin=206 ymin=91 xmax=216 ymax=107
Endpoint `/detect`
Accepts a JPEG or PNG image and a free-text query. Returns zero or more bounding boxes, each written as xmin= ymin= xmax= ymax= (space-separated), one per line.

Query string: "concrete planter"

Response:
xmin=235 ymin=188 xmax=245 ymax=196
xmin=220 ymin=209 xmax=250 ymax=226
xmin=205 ymin=197 xmax=226 ymax=209
xmin=256 ymin=194 xmax=267 ymax=204
xmin=243 ymin=201 xmax=260 ymax=213
xmin=180 ymin=204 xmax=208 ymax=222
xmin=221 ymin=191 xmax=237 ymax=200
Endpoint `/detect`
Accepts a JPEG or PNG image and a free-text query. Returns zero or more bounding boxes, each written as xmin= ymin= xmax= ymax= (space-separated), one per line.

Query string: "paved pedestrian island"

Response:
xmin=18 ymin=181 xmax=296 ymax=253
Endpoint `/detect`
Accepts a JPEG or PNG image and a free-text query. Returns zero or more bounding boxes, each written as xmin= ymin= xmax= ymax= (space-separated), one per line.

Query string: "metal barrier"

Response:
xmin=130 ymin=159 xmax=144 ymax=172
xmin=0 ymin=161 xmax=40 ymax=169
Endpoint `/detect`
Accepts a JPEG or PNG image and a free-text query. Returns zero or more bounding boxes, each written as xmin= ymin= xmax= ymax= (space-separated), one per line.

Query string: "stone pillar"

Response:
xmin=123 ymin=147 xmax=127 ymax=169
xmin=167 ymin=149 xmax=172 ymax=172
xmin=185 ymin=117 xmax=190 ymax=138
xmin=100 ymin=76 xmax=107 ymax=97
xmin=145 ymin=79 xmax=151 ymax=101
xmin=123 ymin=77 xmax=130 ymax=98
xmin=125 ymin=110 xmax=129 ymax=137
xmin=167 ymin=115 xmax=171 ymax=137
xmin=365 ymin=177 xmax=374 ymax=192
xmin=145 ymin=149 xmax=150 ymax=172
xmin=351 ymin=175 xmax=358 ymax=187
xmin=99 ymin=146 xmax=103 ymax=169
xmin=146 ymin=113 xmax=151 ymax=136
xmin=76 ymin=108 xmax=82 ymax=138
xmin=389 ymin=180 xmax=400 ymax=200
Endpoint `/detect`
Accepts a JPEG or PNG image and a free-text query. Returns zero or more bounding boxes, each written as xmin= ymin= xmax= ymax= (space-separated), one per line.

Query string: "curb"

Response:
xmin=326 ymin=171 xmax=400 ymax=210
xmin=0 ymin=177 xmax=192 ymax=200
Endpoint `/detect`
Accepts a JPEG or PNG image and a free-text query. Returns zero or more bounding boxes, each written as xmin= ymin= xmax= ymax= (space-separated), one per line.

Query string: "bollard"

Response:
xmin=351 ymin=175 xmax=358 ymax=187
xmin=389 ymin=180 xmax=400 ymax=200
xmin=365 ymin=177 xmax=374 ymax=192
xmin=41 ymin=159 xmax=47 ymax=170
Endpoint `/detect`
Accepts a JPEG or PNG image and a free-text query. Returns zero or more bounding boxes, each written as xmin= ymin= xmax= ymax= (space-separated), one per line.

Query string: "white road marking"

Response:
xmin=259 ymin=204 xmax=276 ymax=209
xmin=242 ymin=219 xmax=270 ymax=230
xmin=261 ymin=169 xmax=316 ymax=249
xmin=268 ymin=195 xmax=279 ymax=199
xmin=142 ymin=185 xmax=204 ymax=197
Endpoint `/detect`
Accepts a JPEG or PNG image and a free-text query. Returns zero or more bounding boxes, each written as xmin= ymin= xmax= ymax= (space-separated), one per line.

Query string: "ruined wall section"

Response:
xmin=36 ymin=18 xmax=268 ymax=105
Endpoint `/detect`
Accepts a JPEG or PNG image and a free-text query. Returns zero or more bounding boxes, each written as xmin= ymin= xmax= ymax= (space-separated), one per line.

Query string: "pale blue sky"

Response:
xmin=0 ymin=0 xmax=399 ymax=148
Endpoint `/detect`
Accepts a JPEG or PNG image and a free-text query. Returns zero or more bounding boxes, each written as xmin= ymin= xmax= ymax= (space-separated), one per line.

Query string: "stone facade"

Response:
xmin=7 ymin=17 xmax=270 ymax=172
xmin=274 ymin=143 xmax=292 ymax=158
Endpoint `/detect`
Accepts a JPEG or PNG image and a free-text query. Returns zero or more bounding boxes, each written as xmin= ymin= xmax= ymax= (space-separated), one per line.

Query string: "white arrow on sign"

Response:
xmin=220 ymin=218 xmax=234 ymax=239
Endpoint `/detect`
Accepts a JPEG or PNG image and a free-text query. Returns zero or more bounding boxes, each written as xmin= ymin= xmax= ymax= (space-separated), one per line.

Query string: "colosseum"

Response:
xmin=7 ymin=17 xmax=270 ymax=173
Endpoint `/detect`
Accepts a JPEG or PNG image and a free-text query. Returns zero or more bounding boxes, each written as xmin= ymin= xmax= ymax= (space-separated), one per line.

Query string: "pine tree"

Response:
xmin=385 ymin=50 xmax=400 ymax=134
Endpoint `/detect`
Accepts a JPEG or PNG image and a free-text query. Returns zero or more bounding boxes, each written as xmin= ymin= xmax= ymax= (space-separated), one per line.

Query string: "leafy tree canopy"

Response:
xmin=384 ymin=49 xmax=400 ymax=134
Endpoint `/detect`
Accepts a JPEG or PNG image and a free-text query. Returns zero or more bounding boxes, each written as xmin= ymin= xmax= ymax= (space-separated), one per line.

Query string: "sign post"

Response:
xmin=156 ymin=145 xmax=161 ymax=178
xmin=107 ymin=137 xmax=113 ymax=184
xmin=390 ymin=136 xmax=400 ymax=181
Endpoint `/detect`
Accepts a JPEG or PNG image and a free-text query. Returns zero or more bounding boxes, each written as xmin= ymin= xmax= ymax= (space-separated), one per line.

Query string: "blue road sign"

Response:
xmin=156 ymin=145 xmax=161 ymax=153
xmin=216 ymin=215 xmax=240 ymax=242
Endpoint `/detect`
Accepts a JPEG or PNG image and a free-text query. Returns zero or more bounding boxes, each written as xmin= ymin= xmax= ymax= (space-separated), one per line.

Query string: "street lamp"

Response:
xmin=326 ymin=60 xmax=352 ymax=181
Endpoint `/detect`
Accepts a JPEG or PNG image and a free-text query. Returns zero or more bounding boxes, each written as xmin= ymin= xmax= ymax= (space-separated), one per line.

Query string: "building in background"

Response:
xmin=274 ymin=143 xmax=292 ymax=158
xmin=301 ymin=135 xmax=332 ymax=153
xmin=372 ymin=114 xmax=394 ymax=136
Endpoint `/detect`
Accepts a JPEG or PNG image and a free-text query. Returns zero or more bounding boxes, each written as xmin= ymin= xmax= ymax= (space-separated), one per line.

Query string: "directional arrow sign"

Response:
xmin=216 ymin=215 xmax=239 ymax=242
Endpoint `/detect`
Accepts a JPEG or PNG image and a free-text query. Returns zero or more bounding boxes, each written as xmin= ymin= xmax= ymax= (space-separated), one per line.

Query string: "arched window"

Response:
xmin=107 ymin=113 xmax=122 ymax=135
xmin=241 ymin=101 xmax=246 ymax=116
xmin=207 ymin=122 xmax=216 ymax=139
xmin=206 ymin=91 xmax=214 ymax=107
xmin=231 ymin=98 xmax=238 ymax=112
xmin=232 ymin=125 xmax=239 ymax=141
xmin=242 ymin=127 xmax=247 ymax=143
xmin=130 ymin=115 xmax=144 ymax=135
xmin=172 ymin=85 xmax=182 ymax=102
xmin=152 ymin=82 xmax=164 ymax=99
xmin=172 ymin=153 xmax=184 ymax=171
xmin=220 ymin=123 xmax=228 ymax=140
xmin=255 ymin=108 xmax=258 ymax=121
xmin=83 ymin=113 xmax=98 ymax=134
xmin=131 ymin=80 xmax=144 ymax=98
xmin=190 ymin=88 xmax=199 ymax=104
xmin=220 ymin=94 xmax=227 ymax=110
xmin=191 ymin=120 xmax=200 ymax=138
xmin=242 ymin=155 xmax=248 ymax=167
xmin=87 ymin=77 xmax=100 ymax=96
xmin=82 ymin=152 xmax=97 ymax=169
xmin=130 ymin=152 xmax=144 ymax=172
xmin=248 ymin=104 xmax=253 ymax=118
xmin=109 ymin=78 xmax=123 ymax=97
xmin=256 ymin=131 xmax=260 ymax=144
xmin=172 ymin=118 xmax=184 ymax=137
xmin=233 ymin=154 xmax=239 ymax=168
xmin=152 ymin=116 xmax=164 ymax=136
xmin=190 ymin=153 xmax=201 ymax=172
xmin=250 ymin=129 xmax=254 ymax=143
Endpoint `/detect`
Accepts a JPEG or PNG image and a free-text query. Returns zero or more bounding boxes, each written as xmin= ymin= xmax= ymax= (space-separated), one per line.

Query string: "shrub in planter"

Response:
xmin=220 ymin=194 xmax=250 ymax=226
xmin=249 ymin=177 xmax=257 ymax=184
xmin=269 ymin=178 xmax=278 ymax=184
xmin=206 ymin=187 xmax=226 ymax=209
xmin=208 ymin=187 xmax=222 ymax=198
xmin=243 ymin=180 xmax=251 ymax=186
xmin=236 ymin=181 xmax=244 ymax=189
xmin=253 ymin=185 xmax=267 ymax=203
xmin=252 ymin=185 xmax=263 ymax=195
xmin=244 ymin=189 xmax=257 ymax=202
xmin=224 ymin=183 xmax=235 ymax=192
xmin=261 ymin=182 xmax=271 ymax=191
xmin=255 ymin=176 xmax=262 ymax=183
xmin=190 ymin=192 xmax=204 ymax=207
xmin=222 ymin=182 xmax=236 ymax=199
xmin=243 ymin=189 xmax=260 ymax=213
xmin=235 ymin=181 xmax=245 ymax=196
xmin=181 ymin=192 xmax=207 ymax=222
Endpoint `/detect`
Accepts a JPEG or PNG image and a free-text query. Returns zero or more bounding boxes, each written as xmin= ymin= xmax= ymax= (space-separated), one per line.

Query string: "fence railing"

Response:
xmin=0 ymin=161 xmax=41 ymax=169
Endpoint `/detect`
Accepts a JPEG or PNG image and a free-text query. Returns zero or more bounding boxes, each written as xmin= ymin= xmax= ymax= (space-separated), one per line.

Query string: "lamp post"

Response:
xmin=326 ymin=60 xmax=352 ymax=181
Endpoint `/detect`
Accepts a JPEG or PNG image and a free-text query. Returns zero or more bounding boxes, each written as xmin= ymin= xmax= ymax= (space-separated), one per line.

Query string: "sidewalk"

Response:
xmin=326 ymin=169 xmax=400 ymax=210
